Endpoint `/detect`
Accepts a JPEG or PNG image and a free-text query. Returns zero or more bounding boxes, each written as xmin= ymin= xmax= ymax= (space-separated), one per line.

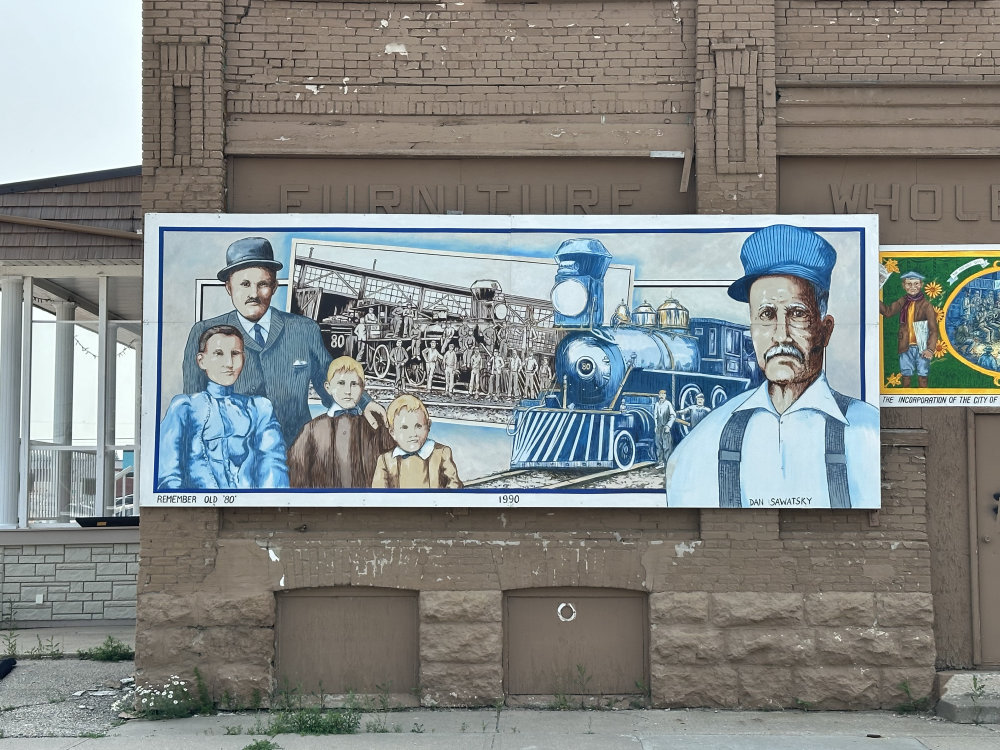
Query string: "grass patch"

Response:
xmin=243 ymin=740 xmax=282 ymax=750
xmin=264 ymin=707 xmax=361 ymax=735
xmin=77 ymin=635 xmax=135 ymax=662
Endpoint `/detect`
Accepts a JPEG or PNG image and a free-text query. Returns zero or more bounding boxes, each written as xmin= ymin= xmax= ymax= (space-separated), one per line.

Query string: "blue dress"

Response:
xmin=157 ymin=381 xmax=289 ymax=490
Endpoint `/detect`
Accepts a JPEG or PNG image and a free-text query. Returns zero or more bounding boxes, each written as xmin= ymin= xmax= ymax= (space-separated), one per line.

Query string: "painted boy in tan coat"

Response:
xmin=372 ymin=395 xmax=463 ymax=489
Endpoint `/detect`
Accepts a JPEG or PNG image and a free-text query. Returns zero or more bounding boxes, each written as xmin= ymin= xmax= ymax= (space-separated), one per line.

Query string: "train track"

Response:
xmin=466 ymin=461 xmax=657 ymax=490
xmin=547 ymin=462 xmax=656 ymax=489
xmin=463 ymin=469 xmax=531 ymax=487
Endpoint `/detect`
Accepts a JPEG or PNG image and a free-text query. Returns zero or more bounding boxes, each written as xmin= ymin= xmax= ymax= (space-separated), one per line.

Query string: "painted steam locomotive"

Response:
xmin=508 ymin=238 xmax=755 ymax=470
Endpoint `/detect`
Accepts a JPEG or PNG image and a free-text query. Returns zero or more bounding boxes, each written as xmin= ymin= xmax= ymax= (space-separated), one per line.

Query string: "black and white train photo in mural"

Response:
xmin=140 ymin=215 xmax=880 ymax=509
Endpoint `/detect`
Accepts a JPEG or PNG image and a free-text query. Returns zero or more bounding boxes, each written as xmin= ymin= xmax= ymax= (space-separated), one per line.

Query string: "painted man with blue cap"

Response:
xmin=181 ymin=237 xmax=384 ymax=455
xmin=879 ymin=270 xmax=938 ymax=388
xmin=665 ymin=224 xmax=879 ymax=509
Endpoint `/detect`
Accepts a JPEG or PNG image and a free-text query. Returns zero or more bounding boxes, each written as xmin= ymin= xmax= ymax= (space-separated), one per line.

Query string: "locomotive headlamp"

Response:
xmin=493 ymin=302 xmax=509 ymax=320
xmin=577 ymin=356 xmax=596 ymax=378
xmin=552 ymin=278 xmax=589 ymax=317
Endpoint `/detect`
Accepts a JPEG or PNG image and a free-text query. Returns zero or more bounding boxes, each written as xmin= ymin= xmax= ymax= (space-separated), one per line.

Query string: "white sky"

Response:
xmin=0 ymin=0 xmax=141 ymax=185
xmin=0 ymin=1 xmax=141 ymax=442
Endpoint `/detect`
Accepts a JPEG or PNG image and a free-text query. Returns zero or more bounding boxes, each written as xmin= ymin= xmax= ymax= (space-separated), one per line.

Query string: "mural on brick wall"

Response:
xmin=140 ymin=214 xmax=880 ymax=509
xmin=879 ymin=246 xmax=1000 ymax=407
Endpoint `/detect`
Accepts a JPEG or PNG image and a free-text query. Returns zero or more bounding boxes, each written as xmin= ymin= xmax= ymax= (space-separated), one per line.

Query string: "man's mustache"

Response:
xmin=245 ymin=297 xmax=262 ymax=305
xmin=765 ymin=343 xmax=805 ymax=363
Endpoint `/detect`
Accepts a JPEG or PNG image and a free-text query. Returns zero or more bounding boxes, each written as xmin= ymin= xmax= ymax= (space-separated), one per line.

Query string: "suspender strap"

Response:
xmin=718 ymin=409 xmax=754 ymax=508
xmin=716 ymin=392 xmax=855 ymax=509
xmin=825 ymin=392 xmax=853 ymax=509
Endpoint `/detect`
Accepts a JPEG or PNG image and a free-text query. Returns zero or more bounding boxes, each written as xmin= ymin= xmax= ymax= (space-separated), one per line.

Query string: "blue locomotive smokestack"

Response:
xmin=551 ymin=237 xmax=612 ymax=329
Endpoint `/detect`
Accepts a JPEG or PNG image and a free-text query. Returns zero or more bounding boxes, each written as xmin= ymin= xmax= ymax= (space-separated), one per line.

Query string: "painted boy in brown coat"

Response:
xmin=287 ymin=356 xmax=395 ymax=488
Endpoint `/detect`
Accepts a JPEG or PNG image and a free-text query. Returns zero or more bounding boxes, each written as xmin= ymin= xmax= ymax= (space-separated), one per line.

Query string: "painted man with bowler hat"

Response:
xmin=665 ymin=224 xmax=879 ymax=509
xmin=182 ymin=237 xmax=383 ymax=451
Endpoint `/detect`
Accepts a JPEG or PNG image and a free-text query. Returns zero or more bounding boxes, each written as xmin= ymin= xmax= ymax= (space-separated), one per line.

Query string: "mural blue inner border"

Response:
xmin=153 ymin=223 xmax=869 ymax=495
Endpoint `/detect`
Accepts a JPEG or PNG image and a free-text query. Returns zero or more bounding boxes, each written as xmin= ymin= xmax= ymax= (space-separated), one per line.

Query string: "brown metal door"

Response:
xmin=275 ymin=587 xmax=418 ymax=695
xmin=975 ymin=414 xmax=1000 ymax=665
xmin=504 ymin=587 xmax=648 ymax=696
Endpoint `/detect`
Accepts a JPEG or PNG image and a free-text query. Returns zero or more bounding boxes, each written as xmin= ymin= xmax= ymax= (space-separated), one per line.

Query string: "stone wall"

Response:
xmin=1 ymin=539 xmax=139 ymax=623
xmin=136 ymin=433 xmax=934 ymax=709
xmin=420 ymin=590 xmax=503 ymax=706
xmin=651 ymin=591 xmax=934 ymax=708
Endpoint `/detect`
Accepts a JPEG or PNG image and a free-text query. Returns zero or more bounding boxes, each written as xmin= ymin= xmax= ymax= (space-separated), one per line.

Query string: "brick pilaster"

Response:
xmin=695 ymin=0 xmax=778 ymax=213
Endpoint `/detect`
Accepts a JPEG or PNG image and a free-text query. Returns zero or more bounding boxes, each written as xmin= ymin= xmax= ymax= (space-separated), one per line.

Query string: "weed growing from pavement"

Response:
xmin=0 ymin=631 xmax=15 ymax=658
xmin=77 ymin=635 xmax=135 ymax=661
xmin=242 ymin=740 xmax=282 ymax=750
xmin=214 ymin=685 xmax=361 ymax=737
xmin=0 ymin=612 xmax=15 ymax=658
xmin=547 ymin=664 xmax=608 ymax=711
xmin=343 ymin=681 xmax=404 ymax=733
xmin=894 ymin=680 xmax=931 ymax=714
xmin=631 ymin=679 xmax=651 ymax=709
xmin=114 ymin=669 xmax=214 ymax=719
xmin=23 ymin=635 xmax=63 ymax=660
xmin=970 ymin=675 xmax=987 ymax=724
xmin=0 ymin=602 xmax=62 ymax=659
xmin=266 ymin=707 xmax=361 ymax=735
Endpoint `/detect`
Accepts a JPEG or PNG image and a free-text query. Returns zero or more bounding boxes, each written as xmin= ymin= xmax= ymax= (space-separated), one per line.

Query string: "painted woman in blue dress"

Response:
xmin=157 ymin=325 xmax=288 ymax=490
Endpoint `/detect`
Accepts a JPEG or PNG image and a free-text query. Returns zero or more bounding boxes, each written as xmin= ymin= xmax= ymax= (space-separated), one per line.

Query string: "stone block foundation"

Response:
xmin=136 ymin=439 xmax=934 ymax=710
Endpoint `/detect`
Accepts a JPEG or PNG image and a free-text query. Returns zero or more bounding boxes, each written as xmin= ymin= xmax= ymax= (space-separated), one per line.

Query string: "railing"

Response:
xmin=27 ymin=444 xmax=97 ymax=523
xmin=26 ymin=444 xmax=137 ymax=522
xmin=113 ymin=464 xmax=135 ymax=517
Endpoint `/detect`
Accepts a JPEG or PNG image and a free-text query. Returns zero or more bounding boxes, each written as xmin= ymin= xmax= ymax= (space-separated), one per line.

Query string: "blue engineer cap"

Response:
xmin=727 ymin=224 xmax=837 ymax=303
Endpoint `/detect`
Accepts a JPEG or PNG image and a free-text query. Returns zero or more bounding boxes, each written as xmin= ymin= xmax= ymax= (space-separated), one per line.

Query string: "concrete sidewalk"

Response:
xmin=0 ymin=707 xmax=997 ymax=750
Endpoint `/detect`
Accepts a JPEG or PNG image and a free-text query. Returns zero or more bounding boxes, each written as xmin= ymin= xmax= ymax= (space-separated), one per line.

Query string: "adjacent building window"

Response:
xmin=0 ymin=271 xmax=140 ymax=526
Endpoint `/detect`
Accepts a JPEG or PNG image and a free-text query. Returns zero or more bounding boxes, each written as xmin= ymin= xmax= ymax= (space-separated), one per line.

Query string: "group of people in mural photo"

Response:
xmin=946 ymin=276 xmax=1000 ymax=373
xmin=158 ymin=237 xmax=463 ymax=492
xmin=149 ymin=217 xmax=882 ymax=509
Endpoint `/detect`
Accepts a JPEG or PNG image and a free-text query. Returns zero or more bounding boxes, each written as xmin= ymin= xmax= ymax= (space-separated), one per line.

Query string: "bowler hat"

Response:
xmin=727 ymin=224 xmax=836 ymax=303
xmin=217 ymin=237 xmax=283 ymax=282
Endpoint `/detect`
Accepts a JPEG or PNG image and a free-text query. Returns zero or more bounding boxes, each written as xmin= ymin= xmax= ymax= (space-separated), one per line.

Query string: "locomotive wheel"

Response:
xmin=612 ymin=431 xmax=636 ymax=470
xmin=405 ymin=362 xmax=427 ymax=387
xmin=370 ymin=344 xmax=391 ymax=379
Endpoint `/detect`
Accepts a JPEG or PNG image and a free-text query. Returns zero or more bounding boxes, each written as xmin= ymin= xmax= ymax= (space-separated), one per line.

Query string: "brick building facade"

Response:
xmin=137 ymin=0 xmax=1000 ymax=707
